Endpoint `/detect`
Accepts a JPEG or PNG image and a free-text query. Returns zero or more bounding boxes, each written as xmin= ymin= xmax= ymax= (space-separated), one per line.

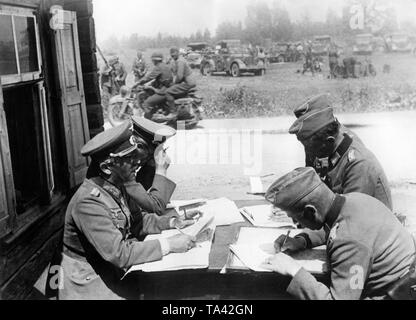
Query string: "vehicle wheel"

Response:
xmin=231 ymin=63 xmax=241 ymax=77
xmin=108 ymin=103 xmax=133 ymax=127
xmin=277 ymin=55 xmax=285 ymax=63
xmin=201 ymin=63 xmax=212 ymax=76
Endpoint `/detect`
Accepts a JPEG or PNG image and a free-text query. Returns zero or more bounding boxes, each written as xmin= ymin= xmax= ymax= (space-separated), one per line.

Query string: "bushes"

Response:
xmin=202 ymin=82 xmax=416 ymax=119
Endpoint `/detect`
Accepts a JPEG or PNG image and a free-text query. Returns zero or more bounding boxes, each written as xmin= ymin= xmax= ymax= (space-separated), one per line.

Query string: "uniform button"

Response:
xmin=86 ymin=277 xmax=91 ymax=281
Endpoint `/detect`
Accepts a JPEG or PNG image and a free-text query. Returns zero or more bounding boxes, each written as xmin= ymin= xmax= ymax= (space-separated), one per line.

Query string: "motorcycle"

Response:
xmin=107 ymin=82 xmax=203 ymax=129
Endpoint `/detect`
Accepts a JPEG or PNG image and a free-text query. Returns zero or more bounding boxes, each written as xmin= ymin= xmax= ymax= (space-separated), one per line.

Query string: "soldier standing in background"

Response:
xmin=113 ymin=59 xmax=128 ymax=91
xmin=328 ymin=42 xmax=339 ymax=78
xmin=343 ymin=56 xmax=358 ymax=78
xmin=100 ymin=55 xmax=119 ymax=113
xmin=132 ymin=51 xmax=148 ymax=82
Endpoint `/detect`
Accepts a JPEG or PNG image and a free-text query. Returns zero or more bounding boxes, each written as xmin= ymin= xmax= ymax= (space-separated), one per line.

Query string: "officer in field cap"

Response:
xmin=135 ymin=52 xmax=173 ymax=120
xmin=59 ymin=120 xmax=197 ymax=300
xmin=262 ymin=167 xmax=415 ymax=300
xmin=292 ymin=93 xmax=363 ymax=146
xmin=288 ymin=94 xmax=392 ymax=210
xmin=293 ymin=93 xmax=332 ymax=119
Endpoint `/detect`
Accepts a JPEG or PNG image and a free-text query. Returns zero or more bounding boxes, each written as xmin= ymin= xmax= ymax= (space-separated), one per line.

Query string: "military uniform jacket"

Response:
xmin=139 ymin=62 xmax=173 ymax=91
xmin=132 ymin=58 xmax=147 ymax=77
xmin=288 ymin=193 xmax=415 ymax=300
xmin=100 ymin=64 xmax=115 ymax=88
xmin=60 ymin=175 xmax=176 ymax=299
xmin=127 ymin=164 xmax=176 ymax=215
xmin=170 ymin=56 xmax=195 ymax=86
xmin=306 ymin=128 xmax=392 ymax=210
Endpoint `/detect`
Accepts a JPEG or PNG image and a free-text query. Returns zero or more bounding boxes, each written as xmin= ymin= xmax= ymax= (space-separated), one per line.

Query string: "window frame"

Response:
xmin=0 ymin=5 xmax=43 ymax=85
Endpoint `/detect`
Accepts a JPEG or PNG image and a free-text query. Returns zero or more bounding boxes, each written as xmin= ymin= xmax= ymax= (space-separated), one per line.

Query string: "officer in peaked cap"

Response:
xmin=59 ymin=120 xmax=197 ymax=300
xmin=125 ymin=116 xmax=178 ymax=216
xmin=288 ymin=94 xmax=392 ymax=211
xmin=261 ymin=167 xmax=415 ymax=300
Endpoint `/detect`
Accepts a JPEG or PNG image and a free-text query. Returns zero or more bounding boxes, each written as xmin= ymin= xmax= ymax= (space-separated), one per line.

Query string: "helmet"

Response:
xmin=108 ymin=55 xmax=119 ymax=65
xmin=151 ymin=52 xmax=163 ymax=61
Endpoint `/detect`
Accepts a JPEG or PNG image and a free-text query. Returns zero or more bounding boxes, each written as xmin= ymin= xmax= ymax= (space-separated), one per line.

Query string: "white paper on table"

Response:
xmin=229 ymin=227 xmax=327 ymax=274
xmin=249 ymin=177 xmax=264 ymax=194
xmin=199 ymin=198 xmax=245 ymax=226
xmin=125 ymin=220 xmax=216 ymax=274
xmin=240 ymin=205 xmax=296 ymax=229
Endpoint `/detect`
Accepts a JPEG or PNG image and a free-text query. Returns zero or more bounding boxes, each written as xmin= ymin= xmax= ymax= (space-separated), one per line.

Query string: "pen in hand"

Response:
xmin=175 ymin=226 xmax=201 ymax=248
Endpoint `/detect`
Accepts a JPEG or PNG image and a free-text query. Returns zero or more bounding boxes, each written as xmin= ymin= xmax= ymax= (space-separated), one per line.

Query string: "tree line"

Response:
xmin=100 ymin=0 xmax=416 ymax=52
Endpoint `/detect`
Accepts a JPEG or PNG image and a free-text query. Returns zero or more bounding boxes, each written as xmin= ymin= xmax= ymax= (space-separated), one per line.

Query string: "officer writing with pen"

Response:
xmin=261 ymin=167 xmax=416 ymax=300
xmin=59 ymin=119 xmax=198 ymax=300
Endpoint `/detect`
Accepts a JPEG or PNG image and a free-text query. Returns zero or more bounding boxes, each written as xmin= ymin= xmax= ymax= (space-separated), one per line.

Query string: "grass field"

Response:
xmin=104 ymin=48 xmax=416 ymax=118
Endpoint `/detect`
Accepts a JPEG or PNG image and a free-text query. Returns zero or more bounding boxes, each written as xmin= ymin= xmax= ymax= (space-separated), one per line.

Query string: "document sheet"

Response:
xmin=228 ymin=227 xmax=327 ymax=274
xmin=240 ymin=204 xmax=296 ymax=228
xmin=125 ymin=213 xmax=216 ymax=274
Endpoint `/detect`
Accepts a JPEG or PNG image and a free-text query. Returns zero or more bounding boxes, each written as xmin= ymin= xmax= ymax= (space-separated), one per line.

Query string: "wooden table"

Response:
xmin=124 ymin=200 xmax=329 ymax=300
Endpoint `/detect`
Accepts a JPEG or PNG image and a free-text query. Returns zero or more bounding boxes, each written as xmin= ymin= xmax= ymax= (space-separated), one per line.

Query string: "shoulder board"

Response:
xmin=348 ymin=149 xmax=356 ymax=162
xmin=328 ymin=222 xmax=340 ymax=242
xmin=90 ymin=188 xmax=101 ymax=197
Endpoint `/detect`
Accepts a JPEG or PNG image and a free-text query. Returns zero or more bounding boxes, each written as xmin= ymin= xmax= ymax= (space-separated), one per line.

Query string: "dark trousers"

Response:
xmin=343 ymin=58 xmax=357 ymax=78
xmin=143 ymin=93 xmax=167 ymax=119
xmin=165 ymin=82 xmax=196 ymax=113
xmin=329 ymin=61 xmax=337 ymax=78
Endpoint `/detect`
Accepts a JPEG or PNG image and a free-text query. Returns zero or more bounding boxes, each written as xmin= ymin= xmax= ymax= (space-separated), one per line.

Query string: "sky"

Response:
xmin=93 ymin=0 xmax=416 ymax=42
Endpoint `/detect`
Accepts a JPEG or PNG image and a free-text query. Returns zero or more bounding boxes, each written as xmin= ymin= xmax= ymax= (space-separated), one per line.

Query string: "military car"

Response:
xmin=353 ymin=33 xmax=373 ymax=55
xmin=200 ymin=40 xmax=266 ymax=77
xmin=385 ymin=33 xmax=412 ymax=53
xmin=185 ymin=42 xmax=210 ymax=69
xmin=311 ymin=35 xmax=332 ymax=56
xmin=268 ymin=42 xmax=290 ymax=63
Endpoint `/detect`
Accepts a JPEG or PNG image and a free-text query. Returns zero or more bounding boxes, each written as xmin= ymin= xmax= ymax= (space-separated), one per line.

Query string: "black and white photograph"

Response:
xmin=0 ymin=0 xmax=416 ymax=306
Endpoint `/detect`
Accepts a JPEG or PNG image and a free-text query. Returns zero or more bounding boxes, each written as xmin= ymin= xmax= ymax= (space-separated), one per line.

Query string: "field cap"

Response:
xmin=265 ymin=167 xmax=324 ymax=211
xmin=151 ymin=52 xmax=164 ymax=61
xmin=170 ymin=47 xmax=179 ymax=54
xmin=81 ymin=121 xmax=137 ymax=159
xmin=293 ymin=94 xmax=332 ymax=118
xmin=131 ymin=116 xmax=176 ymax=145
xmin=289 ymin=107 xmax=336 ymax=140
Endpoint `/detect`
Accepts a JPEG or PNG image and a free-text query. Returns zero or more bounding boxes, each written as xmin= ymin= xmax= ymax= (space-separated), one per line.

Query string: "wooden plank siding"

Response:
xmin=0 ymin=0 xmax=101 ymax=299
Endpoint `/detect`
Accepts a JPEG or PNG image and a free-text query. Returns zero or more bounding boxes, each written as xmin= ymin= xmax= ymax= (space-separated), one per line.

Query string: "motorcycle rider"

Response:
xmin=134 ymin=52 xmax=173 ymax=120
xmin=165 ymin=47 xmax=196 ymax=118
xmin=132 ymin=51 xmax=147 ymax=82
